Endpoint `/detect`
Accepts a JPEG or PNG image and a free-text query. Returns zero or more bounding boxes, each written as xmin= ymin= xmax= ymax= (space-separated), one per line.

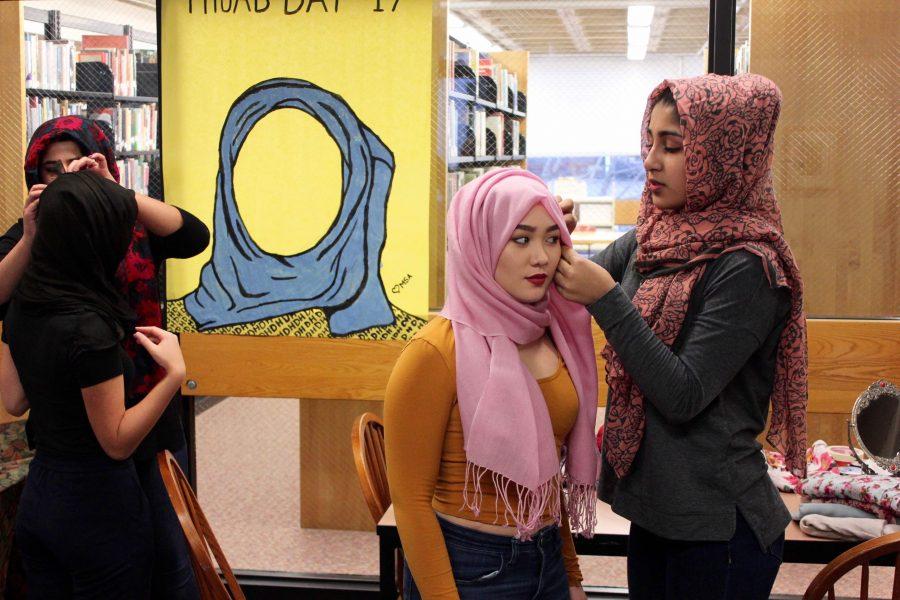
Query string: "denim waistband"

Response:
xmin=437 ymin=515 xmax=560 ymax=553
xmin=31 ymin=449 xmax=134 ymax=473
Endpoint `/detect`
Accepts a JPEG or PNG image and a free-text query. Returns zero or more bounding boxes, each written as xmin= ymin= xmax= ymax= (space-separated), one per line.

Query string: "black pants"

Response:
xmin=627 ymin=511 xmax=784 ymax=600
xmin=15 ymin=451 xmax=153 ymax=599
xmin=134 ymin=445 xmax=200 ymax=600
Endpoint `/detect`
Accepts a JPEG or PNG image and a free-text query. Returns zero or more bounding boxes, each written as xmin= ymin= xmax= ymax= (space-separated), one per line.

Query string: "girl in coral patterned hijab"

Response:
xmin=556 ymin=73 xmax=807 ymax=600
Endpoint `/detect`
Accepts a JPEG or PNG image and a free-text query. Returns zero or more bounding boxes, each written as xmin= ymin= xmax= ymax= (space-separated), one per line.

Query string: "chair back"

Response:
xmin=803 ymin=531 xmax=900 ymax=600
xmin=351 ymin=412 xmax=390 ymax=523
xmin=157 ymin=450 xmax=245 ymax=600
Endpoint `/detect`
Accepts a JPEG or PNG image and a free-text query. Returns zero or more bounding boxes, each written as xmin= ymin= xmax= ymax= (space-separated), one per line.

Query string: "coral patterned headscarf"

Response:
xmin=602 ymin=74 xmax=809 ymax=479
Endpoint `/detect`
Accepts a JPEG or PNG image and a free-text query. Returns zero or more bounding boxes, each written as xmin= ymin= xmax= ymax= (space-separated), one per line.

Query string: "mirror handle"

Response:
xmin=846 ymin=419 xmax=876 ymax=475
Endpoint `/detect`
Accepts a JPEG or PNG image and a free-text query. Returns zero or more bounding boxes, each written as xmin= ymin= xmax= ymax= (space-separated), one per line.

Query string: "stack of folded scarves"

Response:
xmin=764 ymin=440 xmax=900 ymax=541
xmin=801 ymin=471 xmax=899 ymax=524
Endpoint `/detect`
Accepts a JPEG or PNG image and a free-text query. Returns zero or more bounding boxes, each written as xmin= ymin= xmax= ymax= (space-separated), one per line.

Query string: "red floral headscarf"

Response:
xmin=24 ymin=115 xmax=119 ymax=188
xmin=602 ymin=74 xmax=809 ymax=479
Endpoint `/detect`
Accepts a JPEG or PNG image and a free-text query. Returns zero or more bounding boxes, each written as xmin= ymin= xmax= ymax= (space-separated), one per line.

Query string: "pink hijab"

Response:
xmin=440 ymin=168 xmax=599 ymax=538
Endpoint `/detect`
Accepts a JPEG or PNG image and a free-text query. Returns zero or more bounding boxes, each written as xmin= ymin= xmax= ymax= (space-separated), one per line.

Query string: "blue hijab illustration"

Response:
xmin=184 ymin=78 xmax=396 ymax=336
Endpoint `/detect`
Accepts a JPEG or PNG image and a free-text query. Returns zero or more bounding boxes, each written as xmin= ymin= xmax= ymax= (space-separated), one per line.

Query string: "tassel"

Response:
xmin=461 ymin=460 xmax=563 ymax=540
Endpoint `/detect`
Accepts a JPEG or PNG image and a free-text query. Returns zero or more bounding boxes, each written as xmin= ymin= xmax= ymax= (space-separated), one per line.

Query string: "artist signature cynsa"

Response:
xmin=392 ymin=274 xmax=412 ymax=294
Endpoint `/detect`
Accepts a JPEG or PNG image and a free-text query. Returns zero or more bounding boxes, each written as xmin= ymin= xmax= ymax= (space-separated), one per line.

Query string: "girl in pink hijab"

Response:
xmin=386 ymin=168 xmax=599 ymax=600
xmin=556 ymin=74 xmax=807 ymax=600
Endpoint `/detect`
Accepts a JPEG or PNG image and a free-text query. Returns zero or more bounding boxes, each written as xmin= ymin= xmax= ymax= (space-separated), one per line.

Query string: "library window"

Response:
xmin=447 ymin=2 xmax=710 ymax=258
xmin=743 ymin=0 xmax=896 ymax=318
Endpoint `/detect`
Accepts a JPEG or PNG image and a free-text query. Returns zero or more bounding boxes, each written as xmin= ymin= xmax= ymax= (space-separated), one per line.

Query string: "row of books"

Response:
xmin=108 ymin=103 xmax=159 ymax=152
xmin=26 ymin=96 xmax=158 ymax=153
xmin=447 ymin=168 xmax=489 ymax=205
xmin=453 ymin=44 xmax=479 ymax=72
xmin=479 ymin=57 xmax=518 ymax=112
xmin=452 ymin=43 xmax=519 ymax=111
xmin=26 ymin=97 xmax=88 ymax=140
xmin=23 ymin=34 xmax=77 ymax=91
xmin=24 ymin=33 xmax=156 ymax=97
xmin=116 ymin=157 xmax=155 ymax=196
xmin=450 ymin=104 xmax=522 ymax=157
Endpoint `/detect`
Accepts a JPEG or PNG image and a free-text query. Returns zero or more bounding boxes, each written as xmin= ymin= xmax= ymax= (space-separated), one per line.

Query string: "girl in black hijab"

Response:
xmin=0 ymin=171 xmax=187 ymax=597
xmin=0 ymin=115 xmax=204 ymax=598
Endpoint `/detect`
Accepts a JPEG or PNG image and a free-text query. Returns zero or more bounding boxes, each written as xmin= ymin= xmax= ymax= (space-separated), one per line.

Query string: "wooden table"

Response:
xmin=375 ymin=493 xmax=868 ymax=599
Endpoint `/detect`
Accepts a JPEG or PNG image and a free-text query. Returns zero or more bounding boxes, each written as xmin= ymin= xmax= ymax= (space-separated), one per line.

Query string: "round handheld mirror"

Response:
xmin=848 ymin=380 xmax=900 ymax=476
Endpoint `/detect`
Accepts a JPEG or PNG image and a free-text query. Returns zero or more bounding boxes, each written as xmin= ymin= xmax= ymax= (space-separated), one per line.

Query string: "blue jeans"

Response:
xmin=403 ymin=517 xmax=569 ymax=600
xmin=15 ymin=451 xmax=154 ymax=598
xmin=134 ymin=445 xmax=200 ymax=600
xmin=627 ymin=510 xmax=784 ymax=600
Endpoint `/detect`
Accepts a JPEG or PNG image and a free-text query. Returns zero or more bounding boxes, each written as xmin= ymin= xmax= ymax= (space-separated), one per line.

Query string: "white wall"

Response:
xmin=527 ymin=53 xmax=704 ymax=157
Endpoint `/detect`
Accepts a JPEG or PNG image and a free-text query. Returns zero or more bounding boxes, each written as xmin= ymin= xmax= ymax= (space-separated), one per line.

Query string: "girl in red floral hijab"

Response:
xmin=556 ymin=74 xmax=807 ymax=600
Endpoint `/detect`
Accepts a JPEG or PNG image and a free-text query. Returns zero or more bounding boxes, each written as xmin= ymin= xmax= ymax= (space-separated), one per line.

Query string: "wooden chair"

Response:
xmin=351 ymin=412 xmax=391 ymax=522
xmin=803 ymin=531 xmax=900 ymax=600
xmin=351 ymin=412 xmax=404 ymax=595
xmin=157 ymin=450 xmax=245 ymax=600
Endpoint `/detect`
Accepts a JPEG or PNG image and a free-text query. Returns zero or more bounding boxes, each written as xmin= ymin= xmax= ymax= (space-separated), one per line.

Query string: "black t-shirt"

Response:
xmin=3 ymin=303 xmax=134 ymax=458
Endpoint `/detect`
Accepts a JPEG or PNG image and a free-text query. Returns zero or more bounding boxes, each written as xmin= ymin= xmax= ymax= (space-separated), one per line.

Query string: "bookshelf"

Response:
xmin=20 ymin=9 xmax=160 ymax=198
xmin=25 ymin=89 xmax=159 ymax=105
xmin=448 ymin=37 xmax=529 ymax=199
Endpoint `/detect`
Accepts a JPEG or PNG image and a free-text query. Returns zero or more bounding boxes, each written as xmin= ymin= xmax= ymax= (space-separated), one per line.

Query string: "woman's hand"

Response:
xmin=67 ymin=153 xmax=115 ymax=182
xmin=133 ymin=326 xmax=186 ymax=380
xmin=87 ymin=152 xmax=116 ymax=181
xmin=569 ymin=584 xmax=588 ymax=600
xmin=23 ymin=184 xmax=45 ymax=241
xmin=557 ymin=195 xmax=577 ymax=233
xmin=554 ymin=246 xmax=616 ymax=305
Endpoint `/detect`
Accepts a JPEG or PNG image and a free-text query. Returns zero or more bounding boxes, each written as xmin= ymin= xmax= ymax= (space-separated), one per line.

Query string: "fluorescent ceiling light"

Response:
xmin=627 ymin=26 xmax=651 ymax=47
xmin=627 ymin=45 xmax=648 ymax=60
xmin=627 ymin=5 xmax=655 ymax=27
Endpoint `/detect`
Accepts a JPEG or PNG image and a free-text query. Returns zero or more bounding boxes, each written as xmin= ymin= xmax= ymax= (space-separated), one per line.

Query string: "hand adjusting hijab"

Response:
xmin=441 ymin=167 xmax=599 ymax=539
xmin=15 ymin=171 xmax=137 ymax=339
xmin=602 ymin=73 xmax=809 ymax=480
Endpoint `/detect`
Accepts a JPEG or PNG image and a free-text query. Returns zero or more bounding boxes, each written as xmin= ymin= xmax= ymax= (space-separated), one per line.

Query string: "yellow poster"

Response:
xmin=161 ymin=0 xmax=436 ymax=339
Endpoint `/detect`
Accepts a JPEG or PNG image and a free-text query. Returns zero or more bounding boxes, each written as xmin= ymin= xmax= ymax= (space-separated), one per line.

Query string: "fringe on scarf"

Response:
xmin=461 ymin=461 xmax=597 ymax=540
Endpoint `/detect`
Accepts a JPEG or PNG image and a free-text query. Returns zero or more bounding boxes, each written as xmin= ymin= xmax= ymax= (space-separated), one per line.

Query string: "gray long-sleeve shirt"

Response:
xmin=589 ymin=229 xmax=792 ymax=549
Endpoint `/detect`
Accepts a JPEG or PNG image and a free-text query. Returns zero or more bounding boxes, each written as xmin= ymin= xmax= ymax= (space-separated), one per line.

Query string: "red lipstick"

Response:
xmin=526 ymin=274 xmax=548 ymax=286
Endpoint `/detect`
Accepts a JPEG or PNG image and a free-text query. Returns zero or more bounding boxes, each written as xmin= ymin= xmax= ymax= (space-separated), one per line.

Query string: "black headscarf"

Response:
xmin=15 ymin=171 xmax=138 ymax=339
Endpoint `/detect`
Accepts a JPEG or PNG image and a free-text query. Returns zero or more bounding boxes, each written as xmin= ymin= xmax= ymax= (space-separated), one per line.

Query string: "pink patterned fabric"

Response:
xmin=803 ymin=473 xmax=900 ymax=522
xmin=810 ymin=499 xmax=896 ymax=523
xmin=764 ymin=449 xmax=802 ymax=494
xmin=602 ymin=74 xmax=809 ymax=479
xmin=440 ymin=168 xmax=600 ymax=538
xmin=765 ymin=440 xmax=856 ymax=493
